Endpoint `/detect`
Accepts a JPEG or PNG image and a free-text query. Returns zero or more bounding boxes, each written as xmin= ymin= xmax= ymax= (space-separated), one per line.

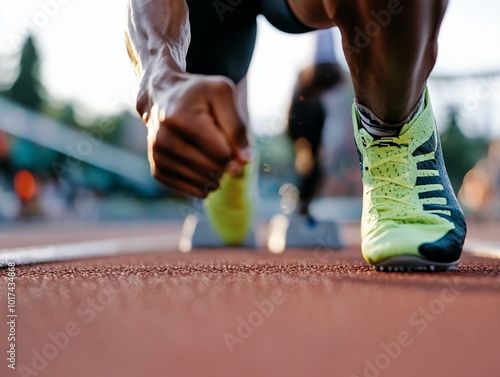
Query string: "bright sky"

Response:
xmin=1 ymin=0 xmax=500 ymax=135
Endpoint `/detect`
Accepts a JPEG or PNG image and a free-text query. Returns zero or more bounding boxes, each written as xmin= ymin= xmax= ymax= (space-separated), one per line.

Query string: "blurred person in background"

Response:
xmin=459 ymin=140 xmax=500 ymax=221
xmin=287 ymin=30 xmax=360 ymax=218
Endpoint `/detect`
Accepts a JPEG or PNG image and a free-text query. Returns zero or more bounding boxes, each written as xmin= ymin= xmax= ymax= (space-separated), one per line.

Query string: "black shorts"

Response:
xmin=186 ymin=0 xmax=314 ymax=83
xmin=258 ymin=0 xmax=314 ymax=34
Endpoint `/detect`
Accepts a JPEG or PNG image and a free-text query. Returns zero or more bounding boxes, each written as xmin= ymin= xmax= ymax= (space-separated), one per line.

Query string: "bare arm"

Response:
xmin=125 ymin=0 xmax=250 ymax=198
xmin=126 ymin=0 xmax=190 ymax=117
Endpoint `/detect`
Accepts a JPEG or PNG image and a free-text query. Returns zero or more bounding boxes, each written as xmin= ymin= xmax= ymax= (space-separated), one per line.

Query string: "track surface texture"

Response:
xmin=1 ymin=221 xmax=499 ymax=377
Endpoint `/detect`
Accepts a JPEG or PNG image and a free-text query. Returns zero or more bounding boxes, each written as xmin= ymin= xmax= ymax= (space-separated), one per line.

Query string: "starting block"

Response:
xmin=267 ymin=214 xmax=343 ymax=253
xmin=179 ymin=214 xmax=257 ymax=252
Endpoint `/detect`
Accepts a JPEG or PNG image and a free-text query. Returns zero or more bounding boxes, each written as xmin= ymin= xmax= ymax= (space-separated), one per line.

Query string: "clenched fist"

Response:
xmin=136 ymin=72 xmax=251 ymax=198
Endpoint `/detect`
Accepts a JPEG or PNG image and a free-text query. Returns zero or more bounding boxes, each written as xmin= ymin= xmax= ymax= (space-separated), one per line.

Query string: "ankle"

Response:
xmin=355 ymin=92 xmax=425 ymax=138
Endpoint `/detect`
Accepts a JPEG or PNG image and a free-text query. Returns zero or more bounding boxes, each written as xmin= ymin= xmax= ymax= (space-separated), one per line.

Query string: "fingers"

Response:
xmin=207 ymin=77 xmax=252 ymax=165
xmin=154 ymin=135 xmax=227 ymax=175
xmin=152 ymin=160 xmax=222 ymax=198
xmin=143 ymin=74 xmax=252 ymax=197
xmin=159 ymin=112 xmax=234 ymax=164
xmin=153 ymin=173 xmax=209 ymax=198
xmin=149 ymin=138 xmax=224 ymax=198
xmin=147 ymin=118 xmax=228 ymax=198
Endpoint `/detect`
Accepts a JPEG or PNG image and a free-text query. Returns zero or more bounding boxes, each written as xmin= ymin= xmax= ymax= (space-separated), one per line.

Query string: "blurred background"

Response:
xmin=0 ymin=0 xmax=499 ymax=226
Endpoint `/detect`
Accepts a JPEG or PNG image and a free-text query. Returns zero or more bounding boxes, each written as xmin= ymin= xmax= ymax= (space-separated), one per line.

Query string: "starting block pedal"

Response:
xmin=179 ymin=214 xmax=257 ymax=252
xmin=267 ymin=214 xmax=343 ymax=253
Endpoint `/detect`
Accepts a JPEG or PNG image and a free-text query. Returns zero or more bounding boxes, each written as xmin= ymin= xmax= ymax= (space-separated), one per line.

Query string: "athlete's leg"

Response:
xmin=288 ymin=0 xmax=447 ymax=123
xmin=286 ymin=0 xmax=466 ymax=270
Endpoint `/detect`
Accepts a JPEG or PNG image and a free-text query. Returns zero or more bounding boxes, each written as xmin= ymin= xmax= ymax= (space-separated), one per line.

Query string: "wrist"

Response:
xmin=136 ymin=63 xmax=187 ymax=122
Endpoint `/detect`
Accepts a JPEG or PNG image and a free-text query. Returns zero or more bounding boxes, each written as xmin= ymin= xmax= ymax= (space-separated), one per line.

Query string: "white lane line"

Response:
xmin=0 ymin=234 xmax=179 ymax=267
xmin=464 ymin=238 xmax=500 ymax=260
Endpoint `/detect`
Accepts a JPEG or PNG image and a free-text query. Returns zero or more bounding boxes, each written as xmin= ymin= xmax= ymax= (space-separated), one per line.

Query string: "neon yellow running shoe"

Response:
xmin=353 ymin=89 xmax=466 ymax=271
xmin=204 ymin=164 xmax=255 ymax=245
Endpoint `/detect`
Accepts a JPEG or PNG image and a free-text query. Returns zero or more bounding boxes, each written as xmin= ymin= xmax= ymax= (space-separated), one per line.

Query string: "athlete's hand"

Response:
xmin=136 ymin=72 xmax=251 ymax=198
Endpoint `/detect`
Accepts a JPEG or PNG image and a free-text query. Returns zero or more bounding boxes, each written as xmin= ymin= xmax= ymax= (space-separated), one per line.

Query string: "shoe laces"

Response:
xmin=363 ymin=135 xmax=419 ymax=219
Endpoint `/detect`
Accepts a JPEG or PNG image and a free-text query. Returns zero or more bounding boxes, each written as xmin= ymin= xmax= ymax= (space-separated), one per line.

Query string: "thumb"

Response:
xmin=208 ymin=77 xmax=251 ymax=166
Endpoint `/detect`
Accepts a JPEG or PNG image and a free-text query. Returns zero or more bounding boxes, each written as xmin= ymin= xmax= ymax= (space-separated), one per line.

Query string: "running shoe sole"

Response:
xmin=374 ymin=255 xmax=460 ymax=272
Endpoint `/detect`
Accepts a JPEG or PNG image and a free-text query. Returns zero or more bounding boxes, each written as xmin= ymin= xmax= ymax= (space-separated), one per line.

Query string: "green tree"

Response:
xmin=5 ymin=35 xmax=44 ymax=110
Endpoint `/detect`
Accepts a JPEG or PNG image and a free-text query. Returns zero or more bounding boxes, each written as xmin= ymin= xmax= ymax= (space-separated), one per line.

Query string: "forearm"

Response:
xmin=125 ymin=0 xmax=190 ymax=79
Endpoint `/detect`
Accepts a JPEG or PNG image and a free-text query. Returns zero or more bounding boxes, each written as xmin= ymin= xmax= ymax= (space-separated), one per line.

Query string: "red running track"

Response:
xmin=0 ymin=222 xmax=499 ymax=377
